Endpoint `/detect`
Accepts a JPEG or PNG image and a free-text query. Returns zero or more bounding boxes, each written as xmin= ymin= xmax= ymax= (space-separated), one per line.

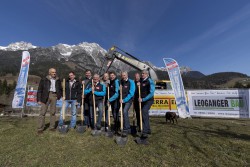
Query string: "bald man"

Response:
xmin=37 ymin=68 xmax=62 ymax=134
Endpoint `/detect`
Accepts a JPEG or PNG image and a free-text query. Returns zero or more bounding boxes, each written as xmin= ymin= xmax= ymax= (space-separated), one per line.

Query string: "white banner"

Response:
xmin=12 ymin=51 xmax=30 ymax=108
xmin=163 ymin=58 xmax=190 ymax=118
xmin=187 ymin=89 xmax=250 ymax=118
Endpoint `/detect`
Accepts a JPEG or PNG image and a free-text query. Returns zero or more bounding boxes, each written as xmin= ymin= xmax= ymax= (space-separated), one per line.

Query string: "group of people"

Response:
xmin=37 ymin=68 xmax=155 ymax=139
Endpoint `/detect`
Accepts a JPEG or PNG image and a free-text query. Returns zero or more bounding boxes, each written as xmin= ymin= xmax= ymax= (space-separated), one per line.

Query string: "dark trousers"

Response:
xmin=111 ymin=100 xmax=120 ymax=131
xmin=133 ymin=100 xmax=140 ymax=128
xmin=84 ymin=102 xmax=90 ymax=127
xmin=141 ymin=100 xmax=154 ymax=135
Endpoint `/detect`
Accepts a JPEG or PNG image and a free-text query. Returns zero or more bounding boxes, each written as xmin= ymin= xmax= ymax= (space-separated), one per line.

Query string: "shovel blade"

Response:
xmin=76 ymin=125 xmax=87 ymax=133
xmin=115 ymin=136 xmax=128 ymax=146
xmin=91 ymin=130 xmax=102 ymax=136
xmin=58 ymin=125 xmax=69 ymax=134
xmin=135 ymin=137 xmax=149 ymax=145
xmin=105 ymin=130 xmax=114 ymax=138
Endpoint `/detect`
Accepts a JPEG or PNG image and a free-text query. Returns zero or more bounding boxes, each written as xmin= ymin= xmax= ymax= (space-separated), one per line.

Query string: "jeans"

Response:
xmin=122 ymin=102 xmax=132 ymax=133
xmin=141 ymin=100 xmax=154 ymax=135
xmin=89 ymin=101 xmax=103 ymax=129
xmin=59 ymin=100 xmax=77 ymax=128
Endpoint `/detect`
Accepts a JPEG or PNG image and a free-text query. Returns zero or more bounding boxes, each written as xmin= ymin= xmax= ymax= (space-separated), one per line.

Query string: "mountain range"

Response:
xmin=0 ymin=41 xmax=249 ymax=88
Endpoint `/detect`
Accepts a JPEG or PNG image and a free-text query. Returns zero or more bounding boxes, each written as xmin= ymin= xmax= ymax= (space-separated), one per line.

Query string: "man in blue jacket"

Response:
xmin=120 ymin=71 xmax=135 ymax=136
xmin=85 ymin=74 xmax=106 ymax=130
xmin=107 ymin=71 xmax=120 ymax=133
xmin=138 ymin=70 xmax=155 ymax=140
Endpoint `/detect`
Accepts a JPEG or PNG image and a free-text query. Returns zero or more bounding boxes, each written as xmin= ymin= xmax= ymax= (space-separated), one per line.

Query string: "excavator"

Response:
xmin=103 ymin=46 xmax=172 ymax=90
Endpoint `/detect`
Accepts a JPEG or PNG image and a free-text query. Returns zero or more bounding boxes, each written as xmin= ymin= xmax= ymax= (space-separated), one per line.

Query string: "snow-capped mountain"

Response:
xmin=52 ymin=42 xmax=107 ymax=61
xmin=0 ymin=41 xmax=37 ymax=51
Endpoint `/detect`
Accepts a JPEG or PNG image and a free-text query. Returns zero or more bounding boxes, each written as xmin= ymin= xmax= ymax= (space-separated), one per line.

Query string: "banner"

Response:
xmin=149 ymin=90 xmax=177 ymax=116
xmin=163 ymin=58 xmax=190 ymax=118
xmin=26 ymin=90 xmax=39 ymax=107
xmin=187 ymin=90 xmax=250 ymax=118
xmin=12 ymin=51 xmax=30 ymax=108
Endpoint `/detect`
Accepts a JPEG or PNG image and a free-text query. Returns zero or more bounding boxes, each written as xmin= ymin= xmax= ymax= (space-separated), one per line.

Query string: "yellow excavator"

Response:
xmin=103 ymin=46 xmax=172 ymax=90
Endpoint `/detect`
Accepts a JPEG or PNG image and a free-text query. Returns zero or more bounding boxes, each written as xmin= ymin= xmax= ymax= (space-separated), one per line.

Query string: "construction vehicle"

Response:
xmin=103 ymin=46 xmax=171 ymax=90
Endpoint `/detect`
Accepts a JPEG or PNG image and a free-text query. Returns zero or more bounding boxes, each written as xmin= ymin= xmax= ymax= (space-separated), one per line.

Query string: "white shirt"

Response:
xmin=50 ymin=78 xmax=56 ymax=92
xmin=69 ymin=79 xmax=76 ymax=88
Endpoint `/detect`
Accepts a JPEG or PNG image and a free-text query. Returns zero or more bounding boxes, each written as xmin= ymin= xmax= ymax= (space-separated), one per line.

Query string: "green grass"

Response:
xmin=0 ymin=117 xmax=250 ymax=167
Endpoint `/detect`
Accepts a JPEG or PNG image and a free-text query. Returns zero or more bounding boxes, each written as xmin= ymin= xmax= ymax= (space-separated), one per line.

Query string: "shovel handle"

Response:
xmin=103 ymin=97 xmax=105 ymax=125
xmin=92 ymin=79 xmax=96 ymax=125
xmin=120 ymin=85 xmax=123 ymax=130
xmin=107 ymin=86 xmax=111 ymax=127
xmin=138 ymin=84 xmax=143 ymax=132
xmin=62 ymin=79 xmax=66 ymax=121
xmin=81 ymin=84 xmax=85 ymax=123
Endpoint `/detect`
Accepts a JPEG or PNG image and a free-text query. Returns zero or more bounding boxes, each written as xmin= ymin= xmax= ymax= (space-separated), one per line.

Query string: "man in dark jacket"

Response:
xmin=85 ymin=74 xmax=106 ymax=129
xmin=58 ymin=71 xmax=81 ymax=128
xmin=138 ymin=70 xmax=155 ymax=140
xmin=133 ymin=72 xmax=141 ymax=130
xmin=37 ymin=68 xmax=62 ymax=134
xmin=107 ymin=71 xmax=120 ymax=132
xmin=82 ymin=69 xmax=92 ymax=128
xmin=120 ymin=71 xmax=135 ymax=136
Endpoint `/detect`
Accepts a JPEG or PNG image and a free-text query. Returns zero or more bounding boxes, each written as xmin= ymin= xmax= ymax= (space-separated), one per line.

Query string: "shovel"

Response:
xmin=115 ymin=85 xmax=128 ymax=146
xmin=91 ymin=80 xmax=102 ymax=136
xmin=76 ymin=83 xmax=87 ymax=133
xmin=134 ymin=83 xmax=149 ymax=145
xmin=105 ymin=86 xmax=113 ymax=138
xmin=58 ymin=78 xmax=69 ymax=134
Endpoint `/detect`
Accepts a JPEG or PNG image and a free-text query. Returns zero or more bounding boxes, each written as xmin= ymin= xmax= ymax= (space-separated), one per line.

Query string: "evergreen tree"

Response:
xmin=2 ymin=79 xmax=8 ymax=94
xmin=0 ymin=80 xmax=3 ymax=95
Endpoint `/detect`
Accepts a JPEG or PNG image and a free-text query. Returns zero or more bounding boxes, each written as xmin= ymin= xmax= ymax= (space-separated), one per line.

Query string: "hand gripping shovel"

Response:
xmin=76 ymin=83 xmax=87 ymax=133
xmin=115 ymin=85 xmax=128 ymax=146
xmin=105 ymin=85 xmax=113 ymax=138
xmin=58 ymin=78 xmax=69 ymax=134
xmin=135 ymin=82 xmax=149 ymax=145
xmin=91 ymin=80 xmax=102 ymax=136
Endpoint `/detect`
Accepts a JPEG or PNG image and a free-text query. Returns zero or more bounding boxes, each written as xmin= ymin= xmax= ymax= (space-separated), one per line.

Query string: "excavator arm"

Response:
xmin=105 ymin=46 xmax=158 ymax=80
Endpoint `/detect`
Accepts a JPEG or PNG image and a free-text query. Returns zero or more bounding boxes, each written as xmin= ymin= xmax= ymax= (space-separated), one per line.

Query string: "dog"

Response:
xmin=165 ymin=112 xmax=178 ymax=124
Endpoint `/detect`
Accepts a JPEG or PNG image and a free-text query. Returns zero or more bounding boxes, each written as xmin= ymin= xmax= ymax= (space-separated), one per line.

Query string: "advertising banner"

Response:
xmin=26 ymin=90 xmax=39 ymax=107
xmin=187 ymin=89 xmax=250 ymax=118
xmin=163 ymin=58 xmax=190 ymax=118
xmin=149 ymin=90 xmax=177 ymax=116
xmin=12 ymin=51 xmax=30 ymax=108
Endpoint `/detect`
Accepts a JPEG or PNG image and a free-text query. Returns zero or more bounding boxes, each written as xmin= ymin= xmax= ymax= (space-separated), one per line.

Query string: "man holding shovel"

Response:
xmin=107 ymin=71 xmax=120 ymax=133
xmin=137 ymin=70 xmax=155 ymax=143
xmin=120 ymin=71 xmax=135 ymax=137
xmin=85 ymin=74 xmax=106 ymax=130
xmin=58 ymin=71 xmax=82 ymax=129
xmin=82 ymin=69 xmax=92 ymax=128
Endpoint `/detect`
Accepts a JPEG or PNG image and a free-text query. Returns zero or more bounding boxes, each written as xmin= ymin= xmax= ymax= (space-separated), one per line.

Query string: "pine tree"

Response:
xmin=2 ymin=79 xmax=8 ymax=94
xmin=0 ymin=80 xmax=3 ymax=95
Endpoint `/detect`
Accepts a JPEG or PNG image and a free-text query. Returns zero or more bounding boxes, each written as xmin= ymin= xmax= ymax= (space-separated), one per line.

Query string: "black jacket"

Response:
xmin=65 ymin=79 xmax=82 ymax=103
xmin=37 ymin=76 xmax=62 ymax=103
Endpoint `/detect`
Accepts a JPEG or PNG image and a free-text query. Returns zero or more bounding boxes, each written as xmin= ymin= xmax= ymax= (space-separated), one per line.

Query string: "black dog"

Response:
xmin=165 ymin=112 xmax=178 ymax=124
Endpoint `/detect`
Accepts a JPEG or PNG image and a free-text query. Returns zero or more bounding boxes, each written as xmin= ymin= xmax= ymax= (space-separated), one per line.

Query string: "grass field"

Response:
xmin=0 ymin=116 xmax=250 ymax=167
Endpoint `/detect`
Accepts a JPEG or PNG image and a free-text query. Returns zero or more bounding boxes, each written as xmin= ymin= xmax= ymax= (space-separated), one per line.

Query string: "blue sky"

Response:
xmin=1 ymin=0 xmax=250 ymax=75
